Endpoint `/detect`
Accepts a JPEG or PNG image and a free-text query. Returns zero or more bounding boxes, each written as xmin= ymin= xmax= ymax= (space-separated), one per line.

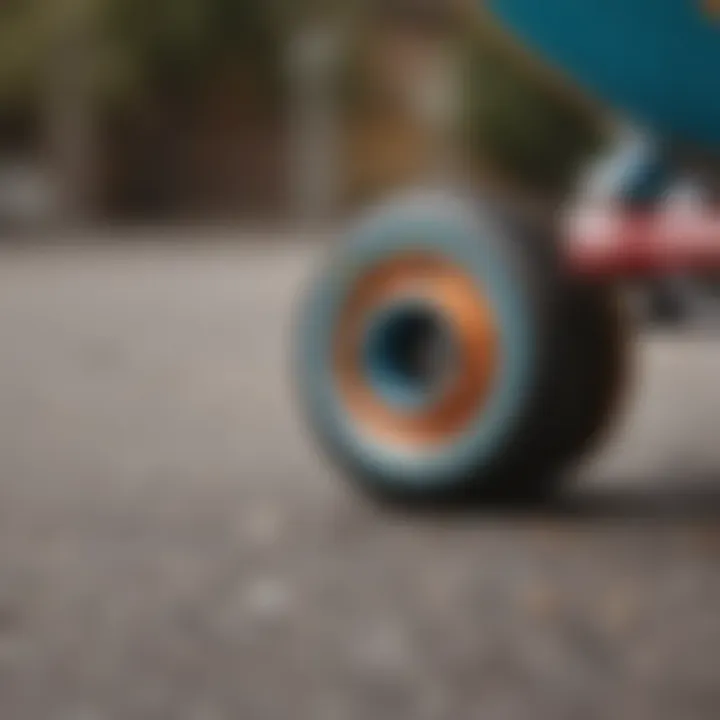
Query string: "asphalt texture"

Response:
xmin=0 ymin=236 xmax=719 ymax=720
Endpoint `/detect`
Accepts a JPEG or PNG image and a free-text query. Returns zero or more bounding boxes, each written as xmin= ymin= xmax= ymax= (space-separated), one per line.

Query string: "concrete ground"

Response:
xmin=0 ymin=237 xmax=719 ymax=720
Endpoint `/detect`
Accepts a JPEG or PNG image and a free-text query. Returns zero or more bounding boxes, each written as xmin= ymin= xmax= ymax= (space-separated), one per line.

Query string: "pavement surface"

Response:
xmin=0 ymin=237 xmax=719 ymax=720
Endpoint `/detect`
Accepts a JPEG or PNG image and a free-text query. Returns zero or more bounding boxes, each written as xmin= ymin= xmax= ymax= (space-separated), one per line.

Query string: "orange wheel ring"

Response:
xmin=333 ymin=253 xmax=500 ymax=449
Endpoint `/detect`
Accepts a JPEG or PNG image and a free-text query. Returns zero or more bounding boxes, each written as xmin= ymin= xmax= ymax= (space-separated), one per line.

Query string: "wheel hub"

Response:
xmin=333 ymin=253 xmax=499 ymax=448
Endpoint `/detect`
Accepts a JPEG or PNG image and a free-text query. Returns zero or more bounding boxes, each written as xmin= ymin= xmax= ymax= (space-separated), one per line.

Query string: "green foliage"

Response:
xmin=463 ymin=35 xmax=605 ymax=196
xmin=104 ymin=0 xmax=285 ymax=102
xmin=0 ymin=0 xmax=287 ymax=106
xmin=0 ymin=0 xmax=54 ymax=103
xmin=0 ymin=0 xmax=605 ymax=191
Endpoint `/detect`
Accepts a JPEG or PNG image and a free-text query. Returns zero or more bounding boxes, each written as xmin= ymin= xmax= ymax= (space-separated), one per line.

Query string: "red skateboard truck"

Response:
xmin=566 ymin=207 xmax=720 ymax=277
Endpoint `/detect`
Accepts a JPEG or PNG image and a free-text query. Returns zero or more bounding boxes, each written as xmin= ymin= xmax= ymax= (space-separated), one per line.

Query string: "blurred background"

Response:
xmin=1 ymin=2 xmax=720 ymax=719
xmin=2 ymin=0 xmax=712 ymax=319
xmin=0 ymin=0 xmax=603 ymax=231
